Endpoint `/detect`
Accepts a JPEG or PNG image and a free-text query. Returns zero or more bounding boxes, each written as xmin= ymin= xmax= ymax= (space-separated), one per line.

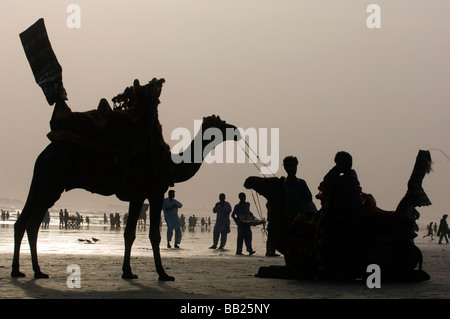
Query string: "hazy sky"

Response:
xmin=1 ymin=1 xmax=450 ymax=221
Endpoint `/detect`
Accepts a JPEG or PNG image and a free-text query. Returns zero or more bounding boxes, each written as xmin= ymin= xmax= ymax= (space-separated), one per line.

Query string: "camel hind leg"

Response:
xmin=12 ymin=199 xmax=51 ymax=278
xmin=121 ymin=199 xmax=144 ymax=279
xmin=12 ymin=149 xmax=64 ymax=278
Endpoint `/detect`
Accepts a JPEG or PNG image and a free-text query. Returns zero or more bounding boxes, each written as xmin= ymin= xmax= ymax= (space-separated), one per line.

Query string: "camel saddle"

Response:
xmin=47 ymin=79 xmax=166 ymax=156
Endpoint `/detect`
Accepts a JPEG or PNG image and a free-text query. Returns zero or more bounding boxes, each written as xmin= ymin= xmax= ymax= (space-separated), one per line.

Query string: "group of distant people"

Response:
xmin=105 ymin=212 xmax=123 ymax=229
xmin=423 ymin=214 xmax=449 ymax=244
xmin=57 ymin=209 xmax=89 ymax=228
xmin=161 ymin=189 xmax=259 ymax=255
xmin=180 ymin=214 xmax=208 ymax=231
xmin=1 ymin=209 xmax=10 ymax=221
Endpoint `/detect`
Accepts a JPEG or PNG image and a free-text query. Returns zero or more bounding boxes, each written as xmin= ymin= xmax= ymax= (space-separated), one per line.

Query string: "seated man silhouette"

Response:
xmin=317 ymin=151 xmax=362 ymax=280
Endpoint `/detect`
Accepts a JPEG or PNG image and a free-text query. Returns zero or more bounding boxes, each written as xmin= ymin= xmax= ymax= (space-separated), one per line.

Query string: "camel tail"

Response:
xmin=405 ymin=150 xmax=432 ymax=207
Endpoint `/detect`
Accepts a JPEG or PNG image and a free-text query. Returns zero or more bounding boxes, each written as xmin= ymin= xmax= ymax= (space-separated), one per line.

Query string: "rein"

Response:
xmin=238 ymin=139 xmax=278 ymax=236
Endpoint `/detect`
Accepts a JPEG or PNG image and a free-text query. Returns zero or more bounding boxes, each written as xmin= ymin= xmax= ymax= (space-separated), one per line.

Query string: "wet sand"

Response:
xmin=0 ymin=222 xmax=449 ymax=300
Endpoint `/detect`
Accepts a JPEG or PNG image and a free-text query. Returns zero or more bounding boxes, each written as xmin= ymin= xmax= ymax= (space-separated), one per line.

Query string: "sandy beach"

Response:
xmin=0 ymin=220 xmax=449 ymax=301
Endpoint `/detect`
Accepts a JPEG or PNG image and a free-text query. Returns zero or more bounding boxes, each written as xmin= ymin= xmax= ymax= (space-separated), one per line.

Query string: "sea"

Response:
xmin=0 ymin=204 xmax=440 ymax=259
xmin=0 ymin=207 xmax=270 ymax=258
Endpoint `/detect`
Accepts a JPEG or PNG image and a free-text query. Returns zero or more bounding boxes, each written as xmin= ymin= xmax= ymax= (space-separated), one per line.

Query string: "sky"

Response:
xmin=1 ymin=0 xmax=450 ymax=222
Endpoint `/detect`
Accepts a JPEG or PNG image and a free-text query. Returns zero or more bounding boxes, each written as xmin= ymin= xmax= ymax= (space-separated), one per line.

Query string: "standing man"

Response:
xmin=232 ymin=192 xmax=256 ymax=256
xmin=210 ymin=193 xmax=232 ymax=250
xmin=59 ymin=209 xmax=64 ymax=228
xmin=162 ymin=190 xmax=183 ymax=248
xmin=282 ymin=156 xmax=316 ymax=223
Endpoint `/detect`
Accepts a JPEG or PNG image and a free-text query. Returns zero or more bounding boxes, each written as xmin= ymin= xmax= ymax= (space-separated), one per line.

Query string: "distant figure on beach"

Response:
xmin=42 ymin=211 xmax=50 ymax=229
xmin=423 ymin=222 xmax=434 ymax=240
xmin=115 ymin=213 xmax=121 ymax=228
xmin=210 ymin=193 xmax=232 ymax=250
xmin=103 ymin=213 xmax=108 ymax=224
xmin=109 ymin=213 xmax=114 ymax=228
xmin=232 ymin=192 xmax=256 ymax=255
xmin=59 ymin=209 xmax=64 ymax=227
xmin=189 ymin=215 xmax=198 ymax=231
xmin=138 ymin=205 xmax=148 ymax=228
xmin=433 ymin=222 xmax=438 ymax=235
xmin=317 ymin=151 xmax=362 ymax=279
xmin=201 ymin=217 xmax=206 ymax=229
xmin=438 ymin=214 xmax=449 ymax=244
xmin=162 ymin=190 xmax=183 ymax=248
xmin=64 ymin=209 xmax=69 ymax=229
xmin=180 ymin=214 xmax=186 ymax=231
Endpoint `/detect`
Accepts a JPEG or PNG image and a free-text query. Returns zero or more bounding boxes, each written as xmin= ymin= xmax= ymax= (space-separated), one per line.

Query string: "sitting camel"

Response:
xmin=244 ymin=150 xmax=432 ymax=282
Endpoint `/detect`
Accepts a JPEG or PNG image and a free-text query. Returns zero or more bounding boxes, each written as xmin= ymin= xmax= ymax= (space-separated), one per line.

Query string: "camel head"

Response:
xmin=135 ymin=78 xmax=165 ymax=106
xmin=201 ymin=115 xmax=241 ymax=142
xmin=244 ymin=176 xmax=284 ymax=204
xmin=244 ymin=176 xmax=260 ymax=190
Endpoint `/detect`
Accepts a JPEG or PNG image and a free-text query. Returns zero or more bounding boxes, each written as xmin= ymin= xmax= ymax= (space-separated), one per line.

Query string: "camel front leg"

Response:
xmin=122 ymin=199 xmax=143 ymax=279
xmin=149 ymin=194 xmax=175 ymax=281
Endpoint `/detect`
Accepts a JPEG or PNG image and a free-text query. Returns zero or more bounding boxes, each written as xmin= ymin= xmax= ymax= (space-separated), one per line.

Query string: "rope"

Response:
xmin=243 ymin=139 xmax=278 ymax=178
xmin=238 ymin=137 xmax=275 ymax=237
xmin=429 ymin=148 xmax=450 ymax=161
xmin=250 ymin=190 xmax=263 ymax=219
xmin=238 ymin=142 xmax=267 ymax=177
xmin=251 ymin=189 xmax=268 ymax=237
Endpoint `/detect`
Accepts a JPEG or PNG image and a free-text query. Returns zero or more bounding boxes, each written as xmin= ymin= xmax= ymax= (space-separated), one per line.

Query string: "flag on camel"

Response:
xmin=19 ymin=18 xmax=68 ymax=105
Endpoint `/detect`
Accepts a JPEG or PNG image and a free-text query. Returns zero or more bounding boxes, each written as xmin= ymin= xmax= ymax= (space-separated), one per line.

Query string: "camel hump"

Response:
xmin=47 ymin=79 xmax=166 ymax=156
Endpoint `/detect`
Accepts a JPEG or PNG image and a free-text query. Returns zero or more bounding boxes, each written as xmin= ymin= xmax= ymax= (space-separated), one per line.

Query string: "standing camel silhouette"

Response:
xmin=11 ymin=80 xmax=241 ymax=281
